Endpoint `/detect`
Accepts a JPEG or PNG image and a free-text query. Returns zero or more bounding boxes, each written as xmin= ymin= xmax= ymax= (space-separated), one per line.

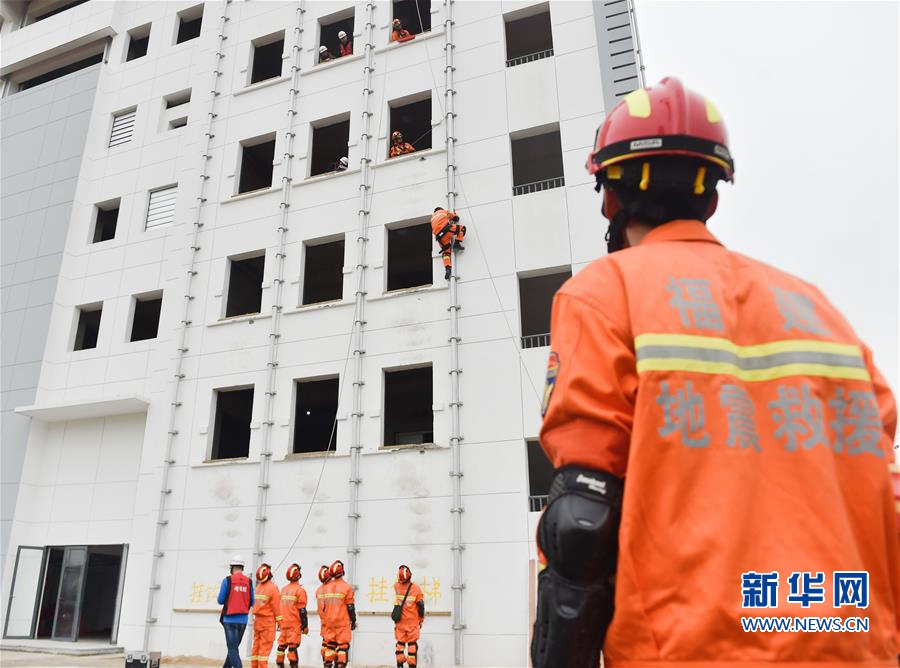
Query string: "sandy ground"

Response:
xmin=0 ymin=651 xmax=397 ymax=668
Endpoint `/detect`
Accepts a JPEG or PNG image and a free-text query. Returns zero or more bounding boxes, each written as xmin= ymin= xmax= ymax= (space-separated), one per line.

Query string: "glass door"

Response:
xmin=3 ymin=546 xmax=46 ymax=639
xmin=51 ymin=546 xmax=87 ymax=641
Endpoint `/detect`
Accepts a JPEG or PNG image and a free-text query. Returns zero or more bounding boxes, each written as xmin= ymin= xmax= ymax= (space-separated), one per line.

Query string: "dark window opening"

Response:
xmin=310 ymin=119 xmax=350 ymax=177
xmin=211 ymin=388 xmax=254 ymax=460
xmin=126 ymin=26 xmax=151 ymax=61
xmin=130 ymin=294 xmax=162 ymax=342
xmin=303 ymin=239 xmax=345 ymax=305
xmin=511 ymin=129 xmax=565 ymax=195
xmin=165 ymin=89 xmax=191 ymax=108
xmin=74 ymin=305 xmax=102 ymax=351
xmin=238 ymin=138 xmax=276 ymax=194
xmin=225 ymin=255 xmax=265 ymax=318
xmin=18 ymin=53 xmax=103 ymax=91
xmin=293 ymin=377 xmax=339 ymax=454
xmin=527 ymin=439 xmax=554 ymax=511
xmin=505 ymin=10 xmax=554 ymax=65
xmin=176 ymin=7 xmax=203 ymax=44
xmin=389 ymin=97 xmax=431 ymax=156
xmin=78 ymin=546 xmax=123 ymax=640
xmin=387 ymin=223 xmax=432 ymax=291
xmin=169 ymin=117 xmax=188 ymax=130
xmin=251 ymin=37 xmax=284 ymax=84
xmin=320 ymin=14 xmax=355 ymax=58
xmin=519 ymin=270 xmax=570 ymax=347
xmin=93 ymin=202 xmax=119 ymax=243
xmin=32 ymin=0 xmax=90 ymax=21
xmin=384 ymin=366 xmax=433 ymax=446
xmin=392 ymin=0 xmax=431 ymax=36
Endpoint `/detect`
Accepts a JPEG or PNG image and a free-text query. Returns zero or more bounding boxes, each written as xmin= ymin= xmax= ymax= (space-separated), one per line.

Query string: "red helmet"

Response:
xmin=317 ymin=565 xmax=331 ymax=584
xmin=256 ymin=563 xmax=272 ymax=583
xmin=397 ymin=565 xmax=412 ymax=584
xmin=587 ymin=77 xmax=734 ymax=182
xmin=329 ymin=560 xmax=345 ymax=579
xmin=286 ymin=563 xmax=301 ymax=582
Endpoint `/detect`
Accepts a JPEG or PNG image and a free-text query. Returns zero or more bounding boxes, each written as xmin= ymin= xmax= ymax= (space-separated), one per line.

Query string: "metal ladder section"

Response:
xmin=346 ymin=0 xmax=377 ymax=589
xmin=252 ymin=0 xmax=306 ymax=573
xmin=443 ymin=1 xmax=466 ymax=664
xmin=143 ymin=0 xmax=232 ymax=650
xmin=625 ymin=0 xmax=646 ymax=87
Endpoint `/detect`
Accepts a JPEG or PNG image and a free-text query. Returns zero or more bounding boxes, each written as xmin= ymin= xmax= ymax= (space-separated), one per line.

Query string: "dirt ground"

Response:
xmin=0 ymin=651 xmax=396 ymax=668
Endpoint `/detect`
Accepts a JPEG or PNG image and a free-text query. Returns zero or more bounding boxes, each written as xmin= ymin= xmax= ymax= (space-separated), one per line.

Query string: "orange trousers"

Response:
xmin=251 ymin=619 xmax=276 ymax=668
xmin=276 ymin=623 xmax=300 ymax=666
xmin=436 ymin=224 xmax=466 ymax=268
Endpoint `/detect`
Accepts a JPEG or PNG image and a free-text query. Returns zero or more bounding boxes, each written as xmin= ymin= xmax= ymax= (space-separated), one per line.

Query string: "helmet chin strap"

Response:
xmin=605 ymin=209 xmax=629 ymax=254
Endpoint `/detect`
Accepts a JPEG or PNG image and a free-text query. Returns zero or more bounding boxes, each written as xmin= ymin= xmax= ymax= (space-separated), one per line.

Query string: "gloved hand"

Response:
xmin=452 ymin=215 xmax=460 ymax=222
xmin=351 ymin=621 xmax=357 ymax=631
xmin=302 ymin=627 xmax=309 ymax=635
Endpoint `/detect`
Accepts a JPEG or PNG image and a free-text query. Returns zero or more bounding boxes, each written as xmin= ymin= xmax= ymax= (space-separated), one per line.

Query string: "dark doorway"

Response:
xmin=384 ymin=366 xmax=433 ymax=446
xmin=34 ymin=545 xmax=126 ymax=643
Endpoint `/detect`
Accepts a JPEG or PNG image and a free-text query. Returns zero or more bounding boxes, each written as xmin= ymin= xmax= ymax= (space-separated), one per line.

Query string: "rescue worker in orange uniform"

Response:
xmin=251 ymin=564 xmax=282 ymax=668
xmin=276 ymin=564 xmax=308 ymax=668
xmin=389 ymin=131 xmax=416 ymax=158
xmin=431 ymin=207 xmax=466 ymax=280
xmin=321 ymin=560 xmax=356 ymax=668
xmin=531 ymin=77 xmax=900 ymax=667
xmin=391 ymin=18 xmax=414 ymax=43
xmin=337 ymin=30 xmax=352 ymax=57
xmin=392 ymin=565 xmax=425 ymax=668
xmin=315 ymin=565 xmax=335 ymax=668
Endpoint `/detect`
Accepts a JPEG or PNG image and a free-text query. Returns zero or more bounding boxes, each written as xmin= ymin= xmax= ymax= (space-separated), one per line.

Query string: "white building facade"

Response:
xmin=0 ymin=0 xmax=641 ymax=665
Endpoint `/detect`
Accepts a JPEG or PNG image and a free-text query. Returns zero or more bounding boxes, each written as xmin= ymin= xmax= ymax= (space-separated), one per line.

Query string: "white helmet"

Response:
xmin=339 ymin=157 xmax=348 ymax=167
xmin=229 ymin=555 xmax=245 ymax=568
xmin=319 ymin=46 xmax=328 ymax=53
xmin=338 ymin=30 xmax=347 ymax=39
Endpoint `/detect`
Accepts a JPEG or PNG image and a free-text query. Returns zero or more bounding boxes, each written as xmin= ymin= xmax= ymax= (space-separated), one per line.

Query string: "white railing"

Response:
xmin=521 ymin=333 xmax=550 ymax=349
xmin=513 ymin=176 xmax=565 ymax=197
xmin=529 ymin=495 xmax=549 ymax=512
xmin=506 ymin=48 xmax=554 ymax=68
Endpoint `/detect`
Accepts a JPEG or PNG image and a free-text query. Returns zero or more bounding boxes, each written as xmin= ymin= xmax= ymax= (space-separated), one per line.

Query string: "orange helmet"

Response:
xmin=329 ymin=560 xmax=345 ymax=579
xmin=397 ymin=565 xmax=412 ymax=584
xmin=391 ymin=130 xmax=403 ymax=143
xmin=317 ymin=565 xmax=331 ymax=584
xmin=286 ymin=563 xmax=301 ymax=582
xmin=587 ymin=77 xmax=734 ymax=181
xmin=256 ymin=563 xmax=272 ymax=582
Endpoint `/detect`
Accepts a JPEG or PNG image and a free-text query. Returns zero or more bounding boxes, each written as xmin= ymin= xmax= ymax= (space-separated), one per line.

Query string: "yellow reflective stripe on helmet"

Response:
xmin=634 ymin=333 xmax=870 ymax=382
xmin=624 ymin=88 xmax=651 ymax=118
xmin=705 ymin=98 xmax=722 ymax=123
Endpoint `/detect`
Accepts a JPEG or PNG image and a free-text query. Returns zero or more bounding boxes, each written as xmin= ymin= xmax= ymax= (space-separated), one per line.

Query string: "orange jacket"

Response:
xmin=393 ymin=581 xmax=424 ymax=630
xmin=280 ymin=581 xmax=307 ymax=629
xmin=390 ymin=142 xmax=416 ymax=157
xmin=541 ymin=220 xmax=900 ymax=665
xmin=430 ymin=209 xmax=458 ymax=237
xmin=319 ymin=577 xmax=354 ymax=629
xmin=391 ymin=29 xmax=413 ymax=42
xmin=315 ymin=583 xmax=328 ymax=632
xmin=252 ymin=580 xmax=282 ymax=626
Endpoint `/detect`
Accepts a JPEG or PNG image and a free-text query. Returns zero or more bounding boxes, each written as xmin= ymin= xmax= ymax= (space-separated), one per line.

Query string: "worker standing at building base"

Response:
xmin=251 ymin=564 xmax=282 ymax=668
xmin=276 ymin=564 xmax=308 ymax=668
xmin=431 ymin=207 xmax=465 ymax=280
xmin=315 ymin=565 xmax=335 ymax=668
xmin=218 ymin=556 xmax=254 ymax=668
xmin=321 ymin=560 xmax=356 ymax=668
xmin=392 ymin=565 xmax=424 ymax=668
xmin=531 ymin=76 xmax=899 ymax=667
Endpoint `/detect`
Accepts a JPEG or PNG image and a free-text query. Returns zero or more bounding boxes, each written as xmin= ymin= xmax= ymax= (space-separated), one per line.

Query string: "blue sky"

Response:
xmin=635 ymin=1 xmax=899 ymax=395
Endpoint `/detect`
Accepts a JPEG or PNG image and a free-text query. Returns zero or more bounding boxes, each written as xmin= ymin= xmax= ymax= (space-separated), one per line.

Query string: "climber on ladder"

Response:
xmin=431 ymin=207 xmax=466 ymax=280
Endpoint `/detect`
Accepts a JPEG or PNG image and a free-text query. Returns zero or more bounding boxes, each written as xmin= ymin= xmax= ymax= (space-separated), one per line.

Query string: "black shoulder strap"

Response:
xmin=400 ymin=583 xmax=413 ymax=607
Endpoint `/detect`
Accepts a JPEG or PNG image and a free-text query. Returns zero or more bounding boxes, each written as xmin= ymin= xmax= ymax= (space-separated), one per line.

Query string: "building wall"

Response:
xmin=1 ymin=1 xmax=629 ymax=664
xmin=0 ymin=61 xmax=100 ymax=574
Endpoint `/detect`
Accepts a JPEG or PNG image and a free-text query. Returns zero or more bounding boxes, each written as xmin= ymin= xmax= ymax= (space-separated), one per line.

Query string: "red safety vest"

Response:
xmin=224 ymin=572 xmax=252 ymax=616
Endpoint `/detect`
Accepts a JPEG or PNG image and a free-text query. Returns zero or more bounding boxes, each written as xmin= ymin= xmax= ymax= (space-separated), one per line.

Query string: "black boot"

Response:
xmin=454 ymin=241 xmax=464 ymax=250
xmin=444 ymin=266 xmax=452 ymax=280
